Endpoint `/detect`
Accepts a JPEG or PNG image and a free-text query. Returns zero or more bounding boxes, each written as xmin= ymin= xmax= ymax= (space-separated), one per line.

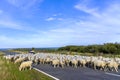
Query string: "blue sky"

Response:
xmin=0 ymin=0 xmax=120 ymax=48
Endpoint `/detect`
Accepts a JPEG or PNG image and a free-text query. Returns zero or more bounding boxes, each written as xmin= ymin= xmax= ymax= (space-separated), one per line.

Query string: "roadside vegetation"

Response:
xmin=58 ymin=43 xmax=120 ymax=54
xmin=0 ymin=51 xmax=53 ymax=80
xmin=58 ymin=43 xmax=120 ymax=55
xmin=9 ymin=43 xmax=120 ymax=57
xmin=9 ymin=47 xmax=57 ymax=53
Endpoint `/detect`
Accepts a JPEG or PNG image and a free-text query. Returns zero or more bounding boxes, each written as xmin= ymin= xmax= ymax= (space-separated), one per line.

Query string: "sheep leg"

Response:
xmin=83 ymin=64 xmax=85 ymax=68
xmin=79 ymin=64 xmax=81 ymax=67
xmin=67 ymin=63 xmax=69 ymax=66
xmin=103 ymin=66 xmax=106 ymax=71
xmin=57 ymin=64 xmax=59 ymax=67
xmin=87 ymin=62 xmax=90 ymax=67
xmin=61 ymin=64 xmax=63 ymax=68
xmin=104 ymin=65 xmax=107 ymax=71
xmin=19 ymin=67 xmax=22 ymax=71
xmin=100 ymin=67 xmax=102 ymax=70
xmin=23 ymin=67 xmax=25 ymax=71
xmin=109 ymin=67 xmax=111 ymax=71
xmin=75 ymin=64 xmax=77 ymax=68
xmin=111 ymin=68 xmax=113 ymax=71
xmin=30 ymin=66 xmax=32 ymax=70
xmin=114 ymin=68 xmax=118 ymax=72
xmin=72 ymin=64 xmax=74 ymax=67
xmin=62 ymin=65 xmax=64 ymax=68
xmin=104 ymin=68 xmax=107 ymax=71
xmin=100 ymin=66 xmax=104 ymax=70
xmin=54 ymin=65 xmax=56 ymax=68
xmin=94 ymin=65 xmax=96 ymax=70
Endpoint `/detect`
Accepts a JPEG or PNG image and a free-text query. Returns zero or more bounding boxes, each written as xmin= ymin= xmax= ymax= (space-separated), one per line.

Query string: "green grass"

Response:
xmin=0 ymin=55 xmax=53 ymax=80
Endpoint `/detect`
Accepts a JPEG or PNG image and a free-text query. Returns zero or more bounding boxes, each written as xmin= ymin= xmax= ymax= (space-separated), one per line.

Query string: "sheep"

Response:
xmin=32 ymin=58 xmax=39 ymax=65
xmin=79 ymin=59 xmax=87 ymax=67
xmin=65 ymin=59 xmax=70 ymax=67
xmin=39 ymin=58 xmax=45 ymax=64
xmin=13 ymin=56 xmax=19 ymax=61
xmin=4 ymin=55 xmax=13 ymax=60
xmin=107 ymin=60 xmax=119 ymax=72
xmin=52 ymin=59 xmax=59 ymax=68
xmin=45 ymin=57 xmax=51 ymax=64
xmin=19 ymin=61 xmax=33 ymax=71
xmin=64 ymin=56 xmax=71 ymax=66
xmin=98 ymin=56 xmax=103 ymax=60
xmin=118 ymin=61 xmax=120 ymax=68
xmin=4 ymin=52 xmax=120 ymax=72
xmin=85 ymin=58 xmax=92 ymax=67
xmin=59 ymin=59 xmax=65 ymax=68
xmin=71 ymin=59 xmax=78 ymax=68
xmin=14 ymin=58 xmax=25 ymax=64
xmin=93 ymin=60 xmax=106 ymax=71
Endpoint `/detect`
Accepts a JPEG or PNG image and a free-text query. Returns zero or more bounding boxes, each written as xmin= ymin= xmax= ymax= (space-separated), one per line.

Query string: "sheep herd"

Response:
xmin=3 ymin=52 xmax=120 ymax=72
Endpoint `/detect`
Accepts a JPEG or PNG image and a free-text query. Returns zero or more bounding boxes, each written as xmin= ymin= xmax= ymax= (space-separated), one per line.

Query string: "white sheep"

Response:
xmin=19 ymin=61 xmax=33 ymax=71
xmin=71 ymin=59 xmax=78 ymax=68
xmin=45 ymin=57 xmax=51 ymax=64
xmin=14 ymin=58 xmax=25 ymax=64
xmin=52 ymin=59 xmax=59 ymax=68
xmin=93 ymin=60 xmax=106 ymax=71
xmin=59 ymin=59 xmax=65 ymax=68
xmin=65 ymin=59 xmax=70 ymax=67
xmin=79 ymin=59 xmax=86 ymax=67
xmin=39 ymin=58 xmax=45 ymax=64
xmin=4 ymin=55 xmax=13 ymax=60
xmin=107 ymin=60 xmax=119 ymax=72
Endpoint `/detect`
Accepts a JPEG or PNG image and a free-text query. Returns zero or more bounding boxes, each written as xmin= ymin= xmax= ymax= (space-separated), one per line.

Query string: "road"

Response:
xmin=34 ymin=64 xmax=120 ymax=80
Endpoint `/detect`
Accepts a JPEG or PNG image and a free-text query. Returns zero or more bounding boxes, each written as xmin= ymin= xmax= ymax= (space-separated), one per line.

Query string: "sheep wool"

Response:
xmin=14 ymin=58 xmax=25 ymax=64
xmin=19 ymin=61 xmax=33 ymax=71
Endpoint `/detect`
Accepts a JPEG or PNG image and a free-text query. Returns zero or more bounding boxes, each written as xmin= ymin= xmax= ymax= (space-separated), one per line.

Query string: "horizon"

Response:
xmin=0 ymin=0 xmax=120 ymax=48
xmin=0 ymin=42 xmax=119 ymax=49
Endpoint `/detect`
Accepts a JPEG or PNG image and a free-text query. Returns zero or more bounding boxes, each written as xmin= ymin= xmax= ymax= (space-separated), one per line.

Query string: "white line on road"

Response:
xmin=105 ymin=72 xmax=120 ymax=77
xmin=33 ymin=67 xmax=60 ymax=80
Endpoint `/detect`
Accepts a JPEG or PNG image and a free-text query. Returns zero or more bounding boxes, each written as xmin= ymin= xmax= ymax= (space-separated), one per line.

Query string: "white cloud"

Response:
xmin=0 ymin=20 xmax=23 ymax=30
xmin=53 ymin=13 xmax=62 ymax=16
xmin=0 ymin=10 xmax=3 ymax=14
xmin=0 ymin=19 xmax=36 ymax=31
xmin=45 ymin=17 xmax=56 ymax=21
xmin=53 ymin=14 xmax=57 ymax=16
xmin=46 ymin=13 xmax=63 ymax=21
xmin=45 ymin=17 xmax=63 ymax=21
xmin=75 ymin=5 xmax=100 ymax=17
xmin=6 ymin=0 xmax=43 ymax=9
xmin=57 ymin=18 xmax=63 ymax=21
xmin=0 ymin=11 xmax=38 ymax=31
xmin=51 ymin=28 xmax=74 ymax=33
xmin=74 ymin=1 xmax=101 ymax=17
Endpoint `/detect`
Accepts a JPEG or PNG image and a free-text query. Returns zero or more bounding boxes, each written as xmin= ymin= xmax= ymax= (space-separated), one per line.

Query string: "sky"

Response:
xmin=0 ymin=0 xmax=120 ymax=48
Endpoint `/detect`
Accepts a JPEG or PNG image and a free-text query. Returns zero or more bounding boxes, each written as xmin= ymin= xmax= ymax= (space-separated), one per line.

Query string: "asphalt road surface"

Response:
xmin=34 ymin=64 xmax=120 ymax=80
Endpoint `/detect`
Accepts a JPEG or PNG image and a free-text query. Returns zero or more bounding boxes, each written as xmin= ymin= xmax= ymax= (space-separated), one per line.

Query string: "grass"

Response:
xmin=77 ymin=53 xmax=120 ymax=58
xmin=0 ymin=53 xmax=53 ymax=80
xmin=61 ymin=51 xmax=120 ymax=58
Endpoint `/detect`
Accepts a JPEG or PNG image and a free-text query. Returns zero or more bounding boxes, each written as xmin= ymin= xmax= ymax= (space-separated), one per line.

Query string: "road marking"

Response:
xmin=33 ymin=67 xmax=60 ymax=80
xmin=105 ymin=72 xmax=120 ymax=77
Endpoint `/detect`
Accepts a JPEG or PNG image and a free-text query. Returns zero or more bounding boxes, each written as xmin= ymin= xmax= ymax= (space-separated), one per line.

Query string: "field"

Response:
xmin=0 ymin=52 xmax=53 ymax=80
